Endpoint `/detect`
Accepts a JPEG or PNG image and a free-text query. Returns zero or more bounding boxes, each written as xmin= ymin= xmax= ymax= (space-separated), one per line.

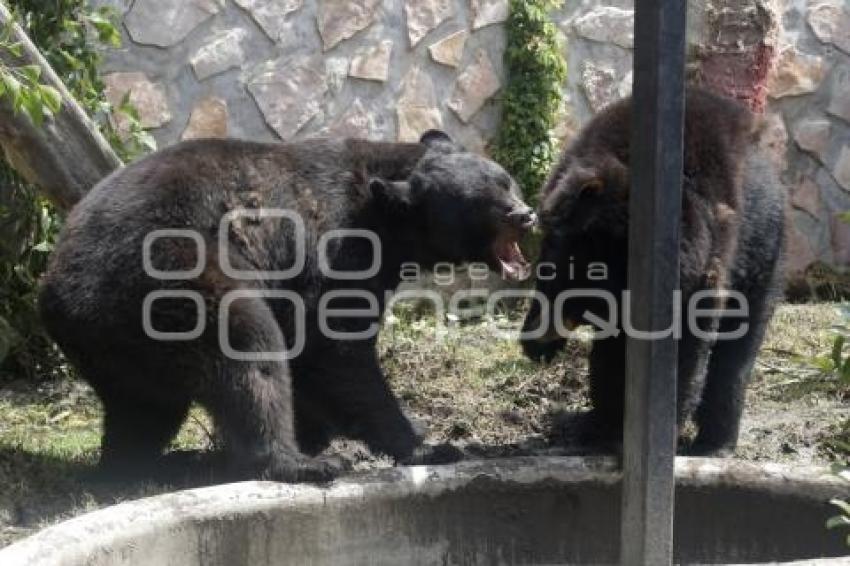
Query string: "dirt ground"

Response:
xmin=0 ymin=303 xmax=848 ymax=547
xmin=381 ymin=302 xmax=850 ymax=465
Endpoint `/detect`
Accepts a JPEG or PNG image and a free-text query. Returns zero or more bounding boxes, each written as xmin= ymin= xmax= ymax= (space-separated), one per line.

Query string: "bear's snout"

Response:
xmin=507 ymin=206 xmax=537 ymax=231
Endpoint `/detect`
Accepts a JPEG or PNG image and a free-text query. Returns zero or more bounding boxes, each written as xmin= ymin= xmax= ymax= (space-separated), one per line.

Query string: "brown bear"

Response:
xmin=40 ymin=131 xmax=535 ymax=481
xmin=521 ymin=89 xmax=786 ymax=456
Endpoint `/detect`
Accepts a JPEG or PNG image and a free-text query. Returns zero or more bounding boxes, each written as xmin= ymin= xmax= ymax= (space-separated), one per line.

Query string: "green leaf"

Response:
xmin=20 ymin=64 xmax=41 ymax=84
xmin=22 ymin=90 xmax=44 ymax=126
xmin=1 ymin=72 xmax=22 ymax=111
xmin=94 ymin=21 xmax=121 ymax=47
xmin=86 ymin=11 xmax=109 ymax=25
xmin=137 ymin=130 xmax=157 ymax=152
xmin=88 ymin=10 xmax=122 ymax=48
xmin=38 ymin=85 xmax=62 ymax=114
xmin=118 ymin=91 xmax=140 ymax=120
xmin=31 ymin=240 xmax=53 ymax=253
xmin=59 ymin=48 xmax=83 ymax=71
xmin=6 ymin=42 xmax=23 ymax=58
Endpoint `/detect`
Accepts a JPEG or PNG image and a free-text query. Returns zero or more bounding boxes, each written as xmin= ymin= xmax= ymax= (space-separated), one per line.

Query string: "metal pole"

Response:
xmin=620 ymin=1 xmax=687 ymax=565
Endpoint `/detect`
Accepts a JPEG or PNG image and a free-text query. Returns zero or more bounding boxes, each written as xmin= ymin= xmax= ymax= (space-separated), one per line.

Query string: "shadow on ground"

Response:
xmin=0 ymin=447 xmax=228 ymax=546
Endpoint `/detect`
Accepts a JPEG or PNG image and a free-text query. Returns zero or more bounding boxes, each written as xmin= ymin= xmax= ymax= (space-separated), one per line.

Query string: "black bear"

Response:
xmin=521 ymin=89 xmax=786 ymax=456
xmin=39 ymin=131 xmax=535 ymax=481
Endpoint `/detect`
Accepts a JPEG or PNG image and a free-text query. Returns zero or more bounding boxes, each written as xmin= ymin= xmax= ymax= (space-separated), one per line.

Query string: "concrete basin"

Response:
xmin=1 ymin=457 xmax=848 ymax=565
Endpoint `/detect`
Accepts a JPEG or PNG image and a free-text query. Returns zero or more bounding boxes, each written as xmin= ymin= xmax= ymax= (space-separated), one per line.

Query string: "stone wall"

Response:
xmin=91 ymin=0 xmax=850 ymax=277
xmin=768 ymin=0 xmax=850 ymax=277
xmin=552 ymin=0 xmax=850 ymax=279
xmin=91 ymin=0 xmax=508 ymax=154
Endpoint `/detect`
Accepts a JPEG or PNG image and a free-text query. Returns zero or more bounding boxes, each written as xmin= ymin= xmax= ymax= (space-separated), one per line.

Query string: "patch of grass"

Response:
xmin=752 ymin=304 xmax=845 ymax=402
xmin=747 ymin=304 xmax=850 ymax=462
xmin=381 ymin=303 xmax=850 ymax=464
xmin=380 ymin=310 xmax=589 ymax=446
xmin=0 ymin=379 xmax=212 ymax=546
xmin=821 ymin=420 xmax=850 ymax=462
xmin=0 ymin=380 xmax=212 ymax=459
xmin=787 ymin=263 xmax=850 ymax=303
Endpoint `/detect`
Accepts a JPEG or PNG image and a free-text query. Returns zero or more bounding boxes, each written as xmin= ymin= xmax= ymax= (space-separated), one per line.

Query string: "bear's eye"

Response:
xmin=578 ymin=179 xmax=604 ymax=197
xmin=496 ymin=177 xmax=515 ymax=194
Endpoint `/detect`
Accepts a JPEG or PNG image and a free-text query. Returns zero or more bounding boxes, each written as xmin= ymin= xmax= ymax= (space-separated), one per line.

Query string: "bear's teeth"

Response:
xmin=500 ymin=258 xmax=519 ymax=277
xmin=498 ymin=242 xmax=530 ymax=280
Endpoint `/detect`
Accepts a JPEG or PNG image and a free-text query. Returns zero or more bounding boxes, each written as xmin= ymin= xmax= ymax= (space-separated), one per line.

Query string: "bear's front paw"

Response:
xmin=521 ymin=336 xmax=566 ymax=363
xmin=574 ymin=410 xmax=623 ymax=453
xmin=266 ymin=452 xmax=350 ymax=483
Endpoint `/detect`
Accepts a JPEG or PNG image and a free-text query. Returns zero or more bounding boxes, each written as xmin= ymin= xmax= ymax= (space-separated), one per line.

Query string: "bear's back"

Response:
xmin=41 ymin=138 xmax=368 ymax=327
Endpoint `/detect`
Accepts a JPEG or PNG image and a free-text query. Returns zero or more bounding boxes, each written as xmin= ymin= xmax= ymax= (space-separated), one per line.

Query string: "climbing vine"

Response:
xmin=491 ymin=0 xmax=567 ymax=205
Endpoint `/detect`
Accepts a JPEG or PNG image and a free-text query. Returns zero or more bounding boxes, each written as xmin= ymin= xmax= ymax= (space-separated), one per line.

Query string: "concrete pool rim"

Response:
xmin=1 ymin=456 xmax=849 ymax=565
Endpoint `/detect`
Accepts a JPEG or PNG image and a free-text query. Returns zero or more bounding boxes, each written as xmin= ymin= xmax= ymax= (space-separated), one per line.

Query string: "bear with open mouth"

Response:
xmin=39 ymin=130 xmax=535 ymax=482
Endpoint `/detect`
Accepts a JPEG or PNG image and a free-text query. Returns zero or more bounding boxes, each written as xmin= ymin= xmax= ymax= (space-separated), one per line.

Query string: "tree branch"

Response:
xmin=0 ymin=3 xmax=122 ymax=210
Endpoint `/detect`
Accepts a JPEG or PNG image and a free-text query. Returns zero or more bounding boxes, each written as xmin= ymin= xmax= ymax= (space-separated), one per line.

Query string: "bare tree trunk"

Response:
xmin=0 ymin=4 xmax=122 ymax=211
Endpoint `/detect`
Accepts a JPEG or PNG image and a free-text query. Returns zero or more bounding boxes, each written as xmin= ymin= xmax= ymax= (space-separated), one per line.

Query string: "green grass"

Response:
xmin=0 ymin=379 xmax=214 ymax=546
xmin=381 ymin=309 xmax=591 ymax=445
xmin=751 ymin=305 xmax=849 ymax=402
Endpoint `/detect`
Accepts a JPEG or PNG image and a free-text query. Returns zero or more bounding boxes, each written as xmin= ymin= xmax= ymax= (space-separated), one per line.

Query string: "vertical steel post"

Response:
xmin=620 ymin=1 xmax=687 ymax=565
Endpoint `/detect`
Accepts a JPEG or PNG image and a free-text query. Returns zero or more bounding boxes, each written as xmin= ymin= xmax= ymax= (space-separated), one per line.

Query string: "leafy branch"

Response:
xmin=0 ymin=3 xmax=122 ymax=127
xmin=0 ymin=0 xmax=136 ymax=380
xmin=108 ymin=90 xmax=158 ymax=158
xmin=0 ymin=21 xmax=61 ymax=125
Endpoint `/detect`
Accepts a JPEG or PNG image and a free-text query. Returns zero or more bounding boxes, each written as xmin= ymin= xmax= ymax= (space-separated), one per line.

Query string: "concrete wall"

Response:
xmin=91 ymin=0 xmax=850 ymax=277
xmin=2 ymin=457 xmax=849 ymax=565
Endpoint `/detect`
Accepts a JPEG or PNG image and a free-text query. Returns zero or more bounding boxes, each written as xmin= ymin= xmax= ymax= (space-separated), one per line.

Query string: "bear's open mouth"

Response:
xmin=493 ymin=234 xmax=529 ymax=280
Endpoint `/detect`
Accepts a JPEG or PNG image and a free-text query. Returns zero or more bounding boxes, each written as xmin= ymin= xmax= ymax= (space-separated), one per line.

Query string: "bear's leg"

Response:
xmin=292 ymin=349 xmax=430 ymax=463
xmin=582 ymin=323 xmax=713 ymax=452
xmin=200 ymin=296 xmax=341 ymax=482
xmin=99 ymin=390 xmax=190 ymax=478
xmin=691 ymin=283 xmax=779 ymax=456
xmin=583 ymin=334 xmax=627 ymax=448
xmin=689 ymin=328 xmax=759 ymax=456
xmin=293 ymin=389 xmax=335 ymax=456
xmin=675 ymin=313 xmax=717 ymax=430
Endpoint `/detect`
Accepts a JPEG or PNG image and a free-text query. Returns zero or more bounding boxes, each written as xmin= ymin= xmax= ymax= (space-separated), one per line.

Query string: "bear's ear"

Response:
xmin=369 ymin=178 xmax=413 ymax=211
xmin=420 ymin=129 xmax=453 ymax=147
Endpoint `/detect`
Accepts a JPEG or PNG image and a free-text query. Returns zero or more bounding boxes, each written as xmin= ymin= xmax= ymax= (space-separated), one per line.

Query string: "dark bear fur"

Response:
xmin=39 ymin=131 xmax=534 ymax=482
xmin=521 ymin=88 xmax=786 ymax=456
